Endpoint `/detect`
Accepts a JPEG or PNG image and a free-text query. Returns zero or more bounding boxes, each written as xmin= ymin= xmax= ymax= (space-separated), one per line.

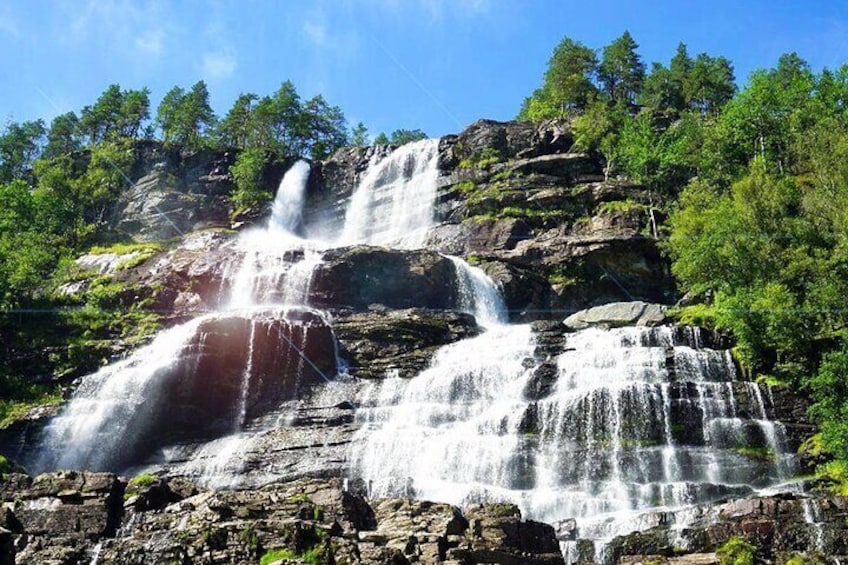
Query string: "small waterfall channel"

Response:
xmin=30 ymin=138 xmax=798 ymax=561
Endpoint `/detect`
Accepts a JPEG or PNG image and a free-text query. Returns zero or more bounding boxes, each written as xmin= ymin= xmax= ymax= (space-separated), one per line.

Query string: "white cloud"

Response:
xmin=201 ymin=51 xmax=237 ymax=80
xmin=303 ymin=20 xmax=329 ymax=48
xmin=135 ymin=29 xmax=164 ymax=56
xmin=64 ymin=0 xmax=171 ymax=60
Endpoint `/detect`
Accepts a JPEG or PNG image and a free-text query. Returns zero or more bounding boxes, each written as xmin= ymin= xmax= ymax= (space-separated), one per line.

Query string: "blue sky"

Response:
xmin=2 ymin=0 xmax=848 ymax=139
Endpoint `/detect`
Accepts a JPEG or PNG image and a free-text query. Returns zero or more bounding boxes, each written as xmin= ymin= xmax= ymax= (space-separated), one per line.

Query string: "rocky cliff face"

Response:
xmin=0 ymin=471 xmax=564 ymax=565
xmin=0 ymin=119 xmax=826 ymax=565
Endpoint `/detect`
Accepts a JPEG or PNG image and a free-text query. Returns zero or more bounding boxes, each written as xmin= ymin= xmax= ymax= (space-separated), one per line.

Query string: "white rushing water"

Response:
xmin=351 ymin=322 xmax=795 ymax=562
xmin=34 ymin=162 xmax=321 ymax=475
xmin=33 ymin=142 xmax=447 ymax=479
xmin=32 ymin=138 xmax=801 ymax=563
xmin=340 ymin=138 xmax=440 ymax=248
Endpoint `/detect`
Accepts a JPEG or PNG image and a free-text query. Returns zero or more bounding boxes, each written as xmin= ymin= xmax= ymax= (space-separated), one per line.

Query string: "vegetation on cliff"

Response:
xmin=521 ymin=32 xmax=848 ymax=483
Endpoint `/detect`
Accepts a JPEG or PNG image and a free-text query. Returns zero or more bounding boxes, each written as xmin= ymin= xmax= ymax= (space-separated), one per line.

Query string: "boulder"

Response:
xmin=334 ymin=308 xmax=479 ymax=379
xmin=563 ymin=301 xmax=668 ymax=330
xmin=309 ymin=246 xmax=459 ymax=311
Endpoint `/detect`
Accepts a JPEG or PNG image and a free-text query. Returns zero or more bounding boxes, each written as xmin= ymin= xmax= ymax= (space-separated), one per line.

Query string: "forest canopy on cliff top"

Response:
xmin=3 ymin=30 xmax=848 ymax=483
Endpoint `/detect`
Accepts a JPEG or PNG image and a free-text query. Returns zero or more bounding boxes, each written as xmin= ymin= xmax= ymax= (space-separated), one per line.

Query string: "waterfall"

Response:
xmin=33 ymin=162 xmax=323 ymax=476
xmin=269 ymin=160 xmax=310 ymax=233
xmin=33 ymin=317 xmax=207 ymax=472
xmin=339 ymin=138 xmax=440 ymax=248
xmin=447 ymin=255 xmax=508 ymax=327
xmin=351 ymin=324 xmax=794 ymax=559
xmin=33 ymin=141 xmax=447 ymax=481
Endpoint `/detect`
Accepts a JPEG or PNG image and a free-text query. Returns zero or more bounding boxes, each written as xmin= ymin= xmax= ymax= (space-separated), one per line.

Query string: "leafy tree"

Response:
xmin=640 ymin=63 xmax=680 ymax=114
xmin=230 ymin=147 xmax=269 ymax=210
xmin=79 ymin=84 xmax=124 ymax=144
xmin=156 ymin=81 xmax=216 ymax=148
xmin=389 ymin=129 xmax=427 ymax=145
xmin=519 ymin=37 xmax=598 ymax=120
xmin=43 ymin=112 xmax=81 ymax=159
xmin=350 ymin=122 xmax=369 ymax=146
xmin=686 ymin=54 xmax=736 ymax=115
xmin=299 ymin=94 xmax=348 ymax=160
xmin=79 ymin=85 xmax=151 ymax=143
xmin=373 ymin=132 xmax=390 ymax=145
xmin=810 ymin=343 xmax=848 ymax=462
xmin=0 ymin=120 xmax=46 ymax=183
xmin=598 ymin=31 xmax=645 ymax=107
xmin=218 ymin=93 xmax=259 ymax=148
xmin=116 ymin=88 xmax=151 ymax=138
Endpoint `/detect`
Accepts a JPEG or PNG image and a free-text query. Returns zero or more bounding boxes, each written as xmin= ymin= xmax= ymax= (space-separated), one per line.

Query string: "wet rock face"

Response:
xmin=606 ymin=493 xmax=848 ymax=564
xmin=0 ymin=473 xmax=565 ymax=565
xmin=310 ymin=246 xmax=459 ymax=311
xmin=334 ymin=308 xmax=480 ymax=379
xmin=112 ymin=143 xmax=236 ymax=241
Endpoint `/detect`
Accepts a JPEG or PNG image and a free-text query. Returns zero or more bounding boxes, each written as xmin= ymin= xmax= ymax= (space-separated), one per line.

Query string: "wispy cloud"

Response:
xmin=201 ymin=51 xmax=237 ymax=80
xmin=302 ymin=20 xmax=329 ymax=48
xmin=301 ymin=7 xmax=360 ymax=59
xmin=64 ymin=0 xmax=172 ymax=60
xmin=360 ymin=0 xmax=491 ymax=22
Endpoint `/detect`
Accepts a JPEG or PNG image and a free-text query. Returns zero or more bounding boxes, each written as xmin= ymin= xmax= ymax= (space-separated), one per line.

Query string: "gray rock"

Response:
xmin=563 ymin=301 xmax=668 ymax=330
xmin=335 ymin=308 xmax=479 ymax=379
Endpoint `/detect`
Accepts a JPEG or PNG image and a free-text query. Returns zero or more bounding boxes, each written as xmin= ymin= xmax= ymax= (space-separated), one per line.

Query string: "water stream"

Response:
xmin=30 ymin=139 xmax=799 ymax=561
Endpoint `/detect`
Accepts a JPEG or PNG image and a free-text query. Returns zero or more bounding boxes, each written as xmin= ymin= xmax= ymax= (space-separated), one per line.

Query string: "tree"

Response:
xmin=373 ymin=132 xmax=390 ymax=145
xmin=250 ymin=81 xmax=303 ymax=153
xmin=518 ymin=37 xmax=598 ymax=121
xmin=156 ymin=81 xmax=216 ymax=148
xmin=116 ymin=88 xmax=151 ymax=138
xmin=350 ymin=122 xmax=369 ymax=146
xmin=79 ymin=84 xmax=123 ymax=144
xmin=686 ymin=54 xmax=736 ymax=115
xmin=299 ymin=95 xmax=348 ymax=160
xmin=639 ymin=63 xmax=680 ymax=113
xmin=0 ymin=120 xmax=46 ymax=183
xmin=389 ymin=129 xmax=427 ymax=145
xmin=598 ymin=31 xmax=645 ymax=106
xmin=218 ymin=93 xmax=259 ymax=148
xmin=43 ymin=112 xmax=81 ymax=159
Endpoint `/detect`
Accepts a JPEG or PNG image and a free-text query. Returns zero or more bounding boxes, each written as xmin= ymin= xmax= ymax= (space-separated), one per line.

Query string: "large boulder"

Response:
xmin=309 ymin=246 xmax=459 ymax=311
xmin=334 ymin=308 xmax=479 ymax=379
xmin=563 ymin=301 xmax=668 ymax=330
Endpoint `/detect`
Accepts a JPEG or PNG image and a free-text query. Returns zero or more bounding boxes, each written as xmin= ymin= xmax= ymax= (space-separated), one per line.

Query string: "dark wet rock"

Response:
xmin=0 ymin=471 xmax=124 ymax=564
xmin=111 ymin=143 xmax=236 ymax=241
xmin=0 ymin=473 xmax=564 ymax=565
xmin=607 ymin=494 xmax=848 ymax=565
xmin=335 ymin=308 xmax=480 ymax=379
xmin=310 ymin=246 xmax=459 ymax=311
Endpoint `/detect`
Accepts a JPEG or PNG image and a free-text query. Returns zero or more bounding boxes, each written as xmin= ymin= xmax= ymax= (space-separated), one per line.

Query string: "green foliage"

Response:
xmin=716 ymin=536 xmax=757 ymax=565
xmin=519 ymin=37 xmax=597 ymax=119
xmin=810 ymin=343 xmax=848 ymax=463
xmin=667 ymin=303 xmax=716 ymax=328
xmin=260 ymin=547 xmax=322 ymax=565
xmin=129 ymin=472 xmax=158 ymax=487
xmin=231 ymin=147 xmax=272 ymax=210
xmin=0 ymin=119 xmax=46 ymax=182
xmin=350 ymin=122 xmax=369 ymax=147
xmin=157 ymin=81 xmax=216 ymax=148
xmin=0 ymin=391 xmax=62 ymax=429
xmin=388 ymin=129 xmax=427 ymax=145
xmin=598 ymin=31 xmax=645 ymax=107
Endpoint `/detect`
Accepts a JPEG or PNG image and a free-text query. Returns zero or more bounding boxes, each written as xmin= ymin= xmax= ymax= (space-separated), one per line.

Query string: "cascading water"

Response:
xmin=339 ymin=138 xmax=440 ymax=248
xmin=33 ymin=161 xmax=333 ymax=478
xmin=32 ymin=141 xmax=447 ymax=483
xmin=350 ymin=315 xmax=795 ymax=561
xmin=28 ymin=135 xmax=802 ymax=563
